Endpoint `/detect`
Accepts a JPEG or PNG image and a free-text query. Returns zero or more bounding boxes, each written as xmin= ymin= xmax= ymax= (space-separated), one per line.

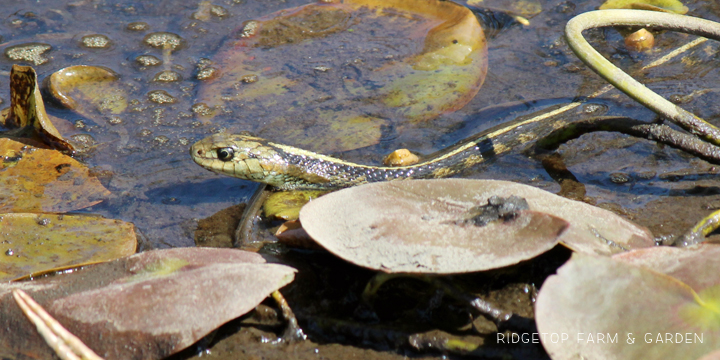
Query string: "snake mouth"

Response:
xmin=190 ymin=141 xmax=213 ymax=164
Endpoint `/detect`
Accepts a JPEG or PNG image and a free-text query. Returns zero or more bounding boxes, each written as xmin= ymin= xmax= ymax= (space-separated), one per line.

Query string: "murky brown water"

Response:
xmin=3 ymin=0 xmax=720 ymax=358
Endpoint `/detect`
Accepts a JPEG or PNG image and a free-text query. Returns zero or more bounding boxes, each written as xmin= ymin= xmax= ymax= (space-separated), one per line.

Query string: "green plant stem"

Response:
xmin=565 ymin=9 xmax=720 ymax=145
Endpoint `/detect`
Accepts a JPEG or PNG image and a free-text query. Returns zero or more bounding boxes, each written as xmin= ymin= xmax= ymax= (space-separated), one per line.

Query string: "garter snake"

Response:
xmin=190 ymin=105 xmax=570 ymax=190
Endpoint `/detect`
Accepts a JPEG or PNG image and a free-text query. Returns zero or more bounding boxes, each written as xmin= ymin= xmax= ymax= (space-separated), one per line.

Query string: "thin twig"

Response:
xmin=12 ymin=289 xmax=103 ymax=360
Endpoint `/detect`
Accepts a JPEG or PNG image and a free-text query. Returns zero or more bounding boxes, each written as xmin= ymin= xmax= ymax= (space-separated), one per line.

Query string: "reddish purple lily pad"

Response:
xmin=0 ymin=247 xmax=296 ymax=359
xmin=536 ymin=253 xmax=720 ymax=360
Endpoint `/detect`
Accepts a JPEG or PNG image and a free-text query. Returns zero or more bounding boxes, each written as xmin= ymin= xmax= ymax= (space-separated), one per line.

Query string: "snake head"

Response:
xmin=190 ymin=133 xmax=290 ymax=187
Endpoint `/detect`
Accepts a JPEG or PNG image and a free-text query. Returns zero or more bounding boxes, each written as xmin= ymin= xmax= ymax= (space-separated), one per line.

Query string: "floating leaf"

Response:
xmin=264 ymin=190 xmax=328 ymax=221
xmin=0 ymin=213 xmax=136 ymax=282
xmin=1 ymin=65 xmax=74 ymax=152
xmin=0 ymin=248 xmax=296 ymax=359
xmin=0 ymin=138 xmax=110 ymax=212
xmin=536 ymin=253 xmax=720 ymax=360
xmin=300 ymin=179 xmax=571 ymax=274
xmin=613 ymin=244 xmax=720 ymax=294
xmin=198 ymin=0 xmax=487 ymax=152
xmin=599 ymin=0 xmax=688 ymax=14
xmin=300 ymin=179 xmax=653 ymax=274
xmin=45 ymin=65 xmax=128 ymax=117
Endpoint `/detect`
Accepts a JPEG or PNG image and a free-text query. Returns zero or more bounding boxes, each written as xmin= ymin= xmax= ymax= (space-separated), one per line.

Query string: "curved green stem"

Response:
xmin=565 ymin=9 xmax=720 ymax=145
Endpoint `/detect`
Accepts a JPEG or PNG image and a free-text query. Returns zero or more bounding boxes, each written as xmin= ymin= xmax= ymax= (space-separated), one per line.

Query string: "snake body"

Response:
xmin=190 ymin=109 xmax=562 ymax=190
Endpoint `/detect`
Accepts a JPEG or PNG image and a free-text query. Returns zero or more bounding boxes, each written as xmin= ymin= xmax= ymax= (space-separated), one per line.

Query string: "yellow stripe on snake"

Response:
xmin=190 ymin=109 xmax=566 ymax=190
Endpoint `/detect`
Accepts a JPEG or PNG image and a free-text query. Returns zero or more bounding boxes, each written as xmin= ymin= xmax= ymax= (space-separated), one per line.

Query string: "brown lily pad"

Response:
xmin=0 ymin=213 xmax=137 ymax=282
xmin=0 ymin=247 xmax=296 ymax=359
xmin=536 ymin=253 xmax=720 ymax=360
xmin=300 ymin=179 xmax=570 ymax=274
xmin=0 ymin=138 xmax=110 ymax=212
xmin=197 ymin=0 xmax=487 ymax=152
xmin=1 ymin=65 xmax=74 ymax=152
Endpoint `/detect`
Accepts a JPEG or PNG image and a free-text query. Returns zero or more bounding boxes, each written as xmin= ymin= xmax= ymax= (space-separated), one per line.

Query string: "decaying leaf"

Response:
xmin=0 ymin=213 xmax=137 ymax=282
xmin=536 ymin=253 xmax=720 ymax=360
xmin=0 ymin=247 xmax=296 ymax=359
xmin=0 ymin=138 xmax=110 ymax=213
xmin=300 ymin=179 xmax=571 ymax=274
xmin=1 ymin=65 xmax=74 ymax=152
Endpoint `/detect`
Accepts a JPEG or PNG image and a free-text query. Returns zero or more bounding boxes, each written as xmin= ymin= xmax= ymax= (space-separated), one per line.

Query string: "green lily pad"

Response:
xmin=197 ymin=0 xmax=487 ymax=152
xmin=0 ymin=138 xmax=110 ymax=213
xmin=599 ymin=0 xmax=688 ymax=14
xmin=536 ymin=253 xmax=720 ymax=360
xmin=0 ymin=213 xmax=137 ymax=282
xmin=0 ymin=248 xmax=295 ymax=359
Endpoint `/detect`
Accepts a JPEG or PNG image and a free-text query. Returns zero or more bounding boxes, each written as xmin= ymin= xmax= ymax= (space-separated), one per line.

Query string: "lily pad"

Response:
xmin=1 ymin=65 xmax=73 ymax=152
xmin=0 ymin=247 xmax=296 ymax=359
xmin=0 ymin=138 xmax=110 ymax=212
xmin=299 ymin=179 xmax=653 ymax=274
xmin=613 ymin=244 xmax=720 ymax=292
xmin=197 ymin=0 xmax=487 ymax=152
xmin=536 ymin=253 xmax=720 ymax=360
xmin=45 ymin=65 xmax=128 ymax=117
xmin=300 ymin=179 xmax=570 ymax=274
xmin=264 ymin=190 xmax=328 ymax=221
xmin=0 ymin=213 xmax=137 ymax=282
xmin=599 ymin=0 xmax=688 ymax=14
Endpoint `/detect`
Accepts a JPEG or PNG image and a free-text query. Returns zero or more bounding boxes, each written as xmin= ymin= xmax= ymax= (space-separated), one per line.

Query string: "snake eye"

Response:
xmin=217 ymin=147 xmax=234 ymax=162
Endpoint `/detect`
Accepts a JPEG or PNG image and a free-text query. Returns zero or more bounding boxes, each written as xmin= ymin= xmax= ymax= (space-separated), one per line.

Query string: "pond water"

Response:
xmin=3 ymin=0 xmax=720 ymax=358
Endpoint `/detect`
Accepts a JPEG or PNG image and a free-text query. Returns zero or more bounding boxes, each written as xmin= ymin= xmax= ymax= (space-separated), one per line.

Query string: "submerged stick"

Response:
xmin=536 ymin=116 xmax=720 ymax=165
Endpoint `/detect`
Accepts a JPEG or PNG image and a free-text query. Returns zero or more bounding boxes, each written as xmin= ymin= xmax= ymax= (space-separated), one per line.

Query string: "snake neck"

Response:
xmin=268 ymin=135 xmax=503 ymax=190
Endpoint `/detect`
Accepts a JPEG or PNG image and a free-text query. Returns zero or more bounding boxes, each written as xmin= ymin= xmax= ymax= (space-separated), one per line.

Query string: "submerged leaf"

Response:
xmin=45 ymin=65 xmax=128 ymax=116
xmin=0 ymin=248 xmax=296 ymax=359
xmin=300 ymin=179 xmax=571 ymax=274
xmin=2 ymin=65 xmax=74 ymax=152
xmin=599 ymin=0 xmax=688 ymax=14
xmin=536 ymin=253 xmax=720 ymax=360
xmin=198 ymin=0 xmax=487 ymax=152
xmin=0 ymin=138 xmax=110 ymax=212
xmin=0 ymin=213 xmax=136 ymax=282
